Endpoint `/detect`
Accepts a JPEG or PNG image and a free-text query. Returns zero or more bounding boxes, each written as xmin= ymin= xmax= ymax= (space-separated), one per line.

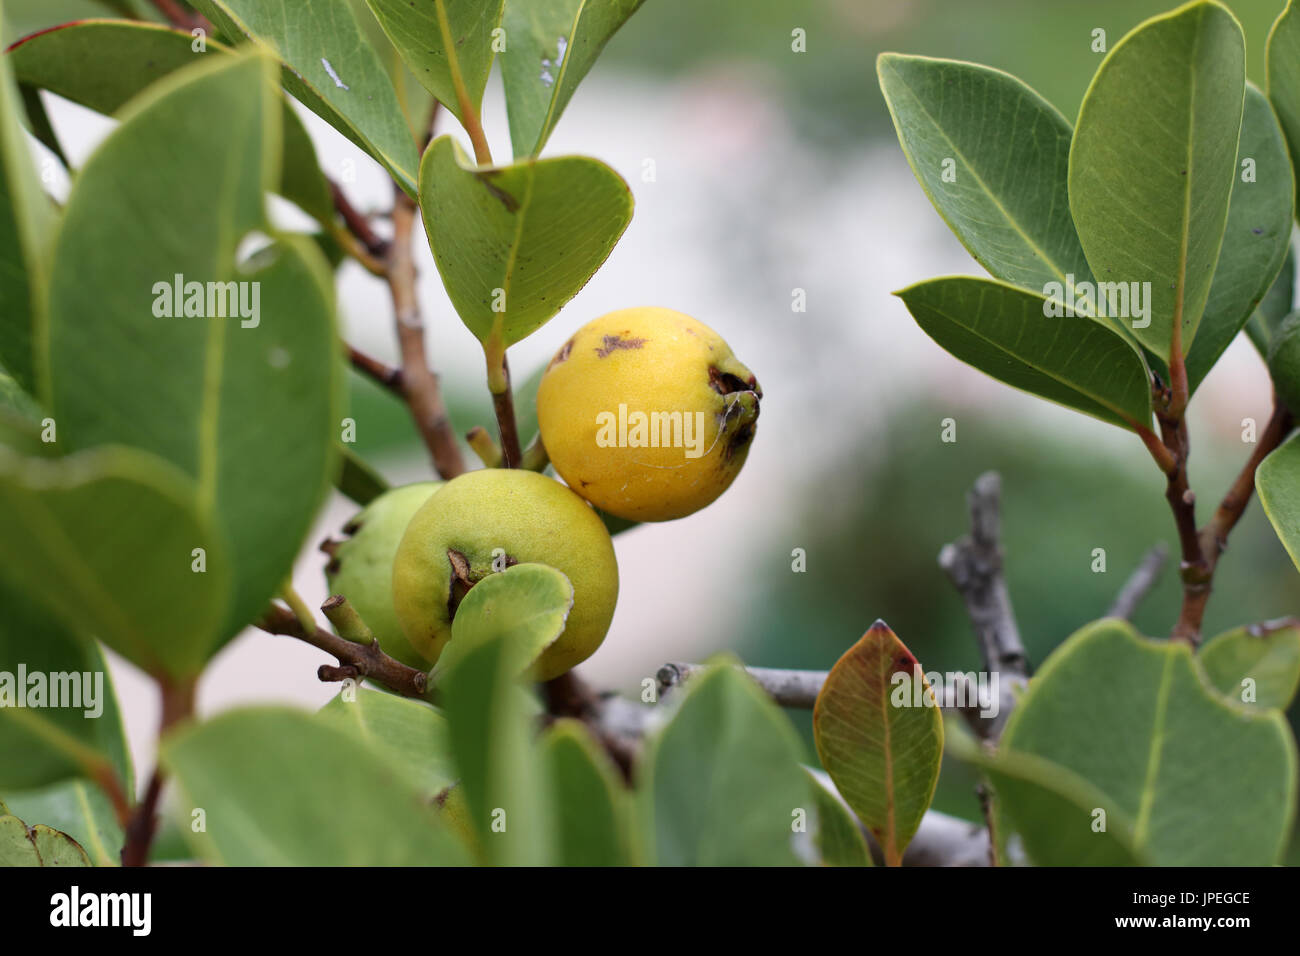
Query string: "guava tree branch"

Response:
xmin=938 ymin=471 xmax=1029 ymax=738
xmin=348 ymin=345 xmax=404 ymax=392
xmin=1107 ymin=543 xmax=1169 ymax=620
xmin=1157 ymin=393 xmax=1293 ymax=644
xmin=255 ymin=598 xmax=428 ymax=697
xmin=148 ymin=0 xmax=210 ymax=33
xmin=387 ymin=181 xmax=466 ymax=480
xmin=120 ymin=676 xmax=195 ymax=867
xmin=656 ymin=662 xmax=825 ymax=708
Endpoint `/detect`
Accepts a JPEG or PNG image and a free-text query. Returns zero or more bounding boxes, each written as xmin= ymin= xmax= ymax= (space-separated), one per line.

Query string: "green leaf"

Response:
xmin=1069 ymin=0 xmax=1246 ymax=359
xmin=947 ymin=724 xmax=1146 ymax=866
xmin=2 ymin=779 xmax=123 ymax=867
xmin=363 ymin=0 xmax=501 ymax=127
xmin=193 ymin=0 xmax=420 ymax=193
xmin=317 ymin=686 xmax=456 ymax=799
xmin=419 ymin=134 xmax=633 ymax=348
xmin=1199 ymin=621 xmax=1300 ymax=710
xmin=0 ymin=445 xmax=230 ymax=678
xmin=0 ymin=575 xmax=133 ymax=795
xmin=0 ymin=815 xmax=90 ymax=866
xmin=162 ymin=707 xmax=470 ymax=865
xmin=895 ymin=276 xmax=1152 ymax=429
xmin=435 ymin=562 xmax=574 ymax=680
xmin=0 ymin=14 xmax=54 ymax=396
xmin=877 ymin=53 xmax=1091 ymax=294
xmin=45 ymin=55 xmax=341 ymax=646
xmin=812 ymin=621 xmax=943 ymax=866
xmin=640 ymin=658 xmax=809 ymax=866
xmin=804 ymin=770 xmax=872 ymax=867
xmin=5 ymin=19 xmax=333 ymax=222
xmin=1258 ymin=433 xmax=1300 ymax=576
xmin=541 ymin=718 xmax=630 ymax=866
xmin=441 ymin=629 xmax=554 ymax=865
xmin=1183 ymin=85 xmax=1296 ymax=391
xmin=1268 ymin=0 xmax=1300 ymax=207
xmin=501 ymin=0 xmax=645 ymax=158
xmin=1000 ymin=619 xmax=1297 ymax=865
xmin=1246 ymin=243 xmax=1295 ymax=356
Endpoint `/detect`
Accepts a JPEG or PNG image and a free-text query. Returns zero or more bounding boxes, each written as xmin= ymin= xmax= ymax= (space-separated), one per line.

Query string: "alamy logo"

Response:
xmin=50 ymin=887 xmax=151 ymax=936
xmin=152 ymin=273 xmax=261 ymax=328
xmin=595 ymin=404 xmax=707 ymax=459
xmin=0 ymin=666 xmax=104 ymax=718
xmin=1041 ymin=274 xmax=1152 ymax=329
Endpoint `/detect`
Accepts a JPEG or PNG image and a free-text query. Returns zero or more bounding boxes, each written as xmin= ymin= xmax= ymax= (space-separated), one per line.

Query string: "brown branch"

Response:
xmin=148 ymin=0 xmax=209 ymax=32
xmin=542 ymin=670 xmax=639 ymax=782
xmin=1158 ymin=394 xmax=1293 ymax=645
xmin=329 ymin=179 xmax=390 ymax=260
xmin=120 ymin=677 xmax=195 ymax=866
xmin=1107 ymin=544 xmax=1169 ymax=620
xmin=490 ymin=356 xmax=523 ymax=467
xmin=388 ymin=182 xmax=466 ymax=479
xmin=255 ymin=598 xmax=429 ymax=698
xmin=348 ymin=345 xmax=404 ymax=393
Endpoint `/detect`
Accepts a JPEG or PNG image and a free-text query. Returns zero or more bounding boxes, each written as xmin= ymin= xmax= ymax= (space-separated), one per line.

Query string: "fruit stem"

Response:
xmin=485 ymin=344 xmax=523 ymax=467
xmin=466 ymin=426 xmax=504 ymax=467
xmin=520 ymin=433 xmax=549 ymax=472
xmin=321 ymin=594 xmax=375 ymax=645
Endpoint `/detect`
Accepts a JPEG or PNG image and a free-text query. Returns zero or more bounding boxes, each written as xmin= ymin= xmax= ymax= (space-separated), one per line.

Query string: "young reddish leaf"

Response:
xmin=813 ymin=620 xmax=943 ymax=866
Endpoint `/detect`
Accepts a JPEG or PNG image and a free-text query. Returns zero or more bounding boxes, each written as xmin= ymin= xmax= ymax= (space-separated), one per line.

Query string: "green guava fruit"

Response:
xmin=391 ymin=468 xmax=619 ymax=681
xmin=324 ymin=481 xmax=443 ymax=670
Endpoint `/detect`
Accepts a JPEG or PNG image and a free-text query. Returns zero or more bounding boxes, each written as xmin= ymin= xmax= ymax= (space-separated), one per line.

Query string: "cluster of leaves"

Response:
xmin=0 ymin=0 xmax=653 ymax=864
xmin=869 ymin=0 xmax=1300 ymax=864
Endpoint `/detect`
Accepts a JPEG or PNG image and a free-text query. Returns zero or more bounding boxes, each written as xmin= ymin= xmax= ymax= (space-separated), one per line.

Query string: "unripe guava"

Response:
xmin=391 ymin=468 xmax=618 ymax=681
xmin=1268 ymin=312 xmax=1300 ymax=415
xmin=536 ymin=307 xmax=761 ymax=522
xmin=324 ymin=481 xmax=443 ymax=670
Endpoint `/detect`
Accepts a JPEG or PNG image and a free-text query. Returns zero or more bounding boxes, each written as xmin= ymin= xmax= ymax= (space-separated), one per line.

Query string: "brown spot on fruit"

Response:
xmin=595 ymin=334 xmax=647 ymax=358
xmin=552 ymin=338 xmax=574 ymax=366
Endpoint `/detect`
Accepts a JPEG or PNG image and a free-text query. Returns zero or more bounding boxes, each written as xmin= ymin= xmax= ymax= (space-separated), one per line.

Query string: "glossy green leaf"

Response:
xmin=364 ymin=0 xmax=501 ymax=127
xmin=541 ymin=718 xmax=629 ymax=866
xmin=1199 ymin=621 xmax=1300 ymax=710
xmin=804 ymin=770 xmax=872 ymax=867
xmin=317 ymin=686 xmax=456 ymax=799
xmin=163 ymin=707 xmax=470 ymax=865
xmin=947 ymin=724 xmax=1146 ymax=866
xmin=0 ymin=13 xmax=53 ymax=396
xmin=6 ymin=19 xmax=333 ymax=221
xmin=1069 ymin=1 xmax=1246 ymax=359
xmin=436 ymin=562 xmax=573 ymax=680
xmin=896 ymin=276 xmax=1152 ymax=429
xmin=1258 ymin=433 xmax=1300 ymax=577
xmin=813 ymin=621 xmax=943 ymax=866
xmin=419 ymin=134 xmax=633 ymax=348
xmin=46 ymin=55 xmax=341 ymax=646
xmin=0 ymin=815 xmax=90 ymax=866
xmin=0 ymin=445 xmax=229 ymax=678
xmin=1183 ymin=86 xmax=1295 ymax=390
xmin=0 ymin=574 xmax=133 ymax=795
xmin=877 ymin=53 xmax=1090 ymax=294
xmin=641 ymin=658 xmax=809 ymax=866
xmin=1268 ymin=0 xmax=1300 ymax=202
xmin=441 ymin=630 xmax=554 ymax=865
xmin=1000 ymin=619 xmax=1297 ymax=865
xmin=1246 ymin=242 xmax=1295 ymax=355
xmin=2 ymin=779 xmax=123 ymax=867
xmin=502 ymin=0 xmax=645 ymax=158
xmin=193 ymin=0 xmax=419 ymax=192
